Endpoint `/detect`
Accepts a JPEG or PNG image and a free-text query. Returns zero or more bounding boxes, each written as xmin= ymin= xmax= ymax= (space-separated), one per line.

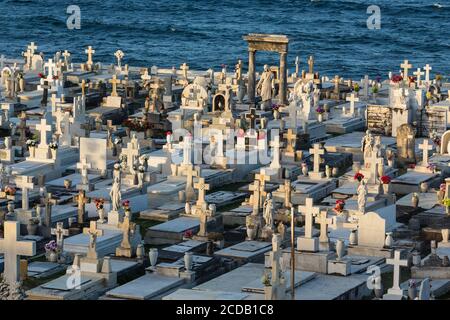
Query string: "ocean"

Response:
xmin=0 ymin=0 xmax=448 ymax=79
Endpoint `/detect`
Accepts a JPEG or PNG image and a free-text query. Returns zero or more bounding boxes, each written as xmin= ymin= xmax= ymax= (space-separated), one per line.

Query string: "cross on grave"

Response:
xmin=62 ymin=50 xmax=71 ymax=63
xmin=51 ymin=222 xmax=69 ymax=249
xmin=184 ymin=164 xmax=200 ymax=194
xmin=413 ymin=68 xmax=424 ymax=86
xmin=43 ymin=192 xmax=56 ymax=228
xmin=283 ymin=129 xmax=297 ymax=153
xmin=183 ymin=134 xmax=193 ymax=165
xmin=386 ymin=250 xmax=409 ymax=296
xmin=294 ymin=56 xmax=300 ymax=76
xmin=76 ymin=189 xmax=89 ymax=224
xmin=36 ymin=118 xmax=52 ymax=147
xmin=16 ymin=175 xmax=34 ymax=210
xmin=249 ymin=180 xmax=264 ymax=214
xmin=114 ymin=50 xmax=125 ymax=68
xmin=345 ymin=93 xmax=360 ymax=116
xmin=424 ymin=64 xmax=432 ymax=83
xmin=333 ymin=75 xmax=340 ymax=94
xmin=419 ymin=139 xmax=433 ymax=167
xmin=298 ymin=198 xmax=320 ymax=238
xmin=369 ymin=151 xmax=384 ymax=184
xmin=245 ymin=108 xmax=258 ymax=129
xmin=60 ymin=112 xmax=72 ymax=146
xmin=308 ymin=56 xmax=314 ymax=74
xmin=83 ymin=221 xmax=103 ymax=260
xmin=270 ymin=135 xmax=281 ymax=170
xmin=180 ymin=63 xmax=189 ymax=80
xmin=315 ymin=210 xmax=333 ymax=243
xmin=80 ymin=79 xmax=88 ymax=96
xmin=309 ymin=143 xmax=324 ymax=174
xmin=27 ymin=42 xmax=37 ymax=55
xmin=77 ymin=157 xmax=92 ymax=185
xmin=105 ymin=120 xmax=117 ymax=148
xmin=23 ymin=49 xmax=33 ymax=68
xmin=401 ymin=60 xmax=412 ymax=79
xmin=109 ymin=75 xmax=121 ymax=97
xmin=85 ymin=46 xmax=95 ymax=65
xmin=194 ymin=177 xmax=210 ymax=206
xmin=0 ymin=221 xmax=36 ymax=285
xmin=122 ymin=141 xmax=139 ymax=172
xmin=44 ymin=59 xmax=57 ymax=81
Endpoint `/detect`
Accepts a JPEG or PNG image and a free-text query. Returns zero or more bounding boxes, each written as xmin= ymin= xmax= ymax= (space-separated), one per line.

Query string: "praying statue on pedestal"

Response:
xmin=263 ymin=193 xmax=274 ymax=230
xmin=257 ymin=64 xmax=274 ymax=110
xmin=361 ymin=130 xmax=374 ymax=168
xmin=357 ymin=180 xmax=368 ymax=214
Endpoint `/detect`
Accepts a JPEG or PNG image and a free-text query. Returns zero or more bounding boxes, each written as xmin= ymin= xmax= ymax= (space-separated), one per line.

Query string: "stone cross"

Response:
xmin=80 ymin=79 xmax=87 ymax=96
xmin=44 ymin=59 xmax=57 ymax=81
xmin=345 ymin=93 xmax=359 ymax=116
xmin=43 ymin=192 xmax=55 ymax=228
xmin=0 ymin=221 xmax=36 ymax=285
xmin=114 ymin=50 xmax=125 ymax=68
xmin=194 ymin=177 xmax=210 ymax=206
xmin=76 ymin=189 xmax=89 ymax=224
xmin=51 ymin=222 xmax=69 ymax=250
xmin=180 ymin=63 xmax=189 ymax=79
xmin=386 ymin=250 xmax=409 ymax=295
xmin=333 ymin=75 xmax=340 ymax=94
xmin=309 ymin=143 xmax=324 ymax=174
xmin=16 ymin=175 xmax=34 ymax=210
xmin=413 ymin=68 xmax=424 ymax=87
xmin=245 ymin=108 xmax=258 ymax=129
xmin=36 ymin=118 xmax=52 ymax=147
xmin=85 ymin=46 xmax=95 ymax=66
xmin=122 ymin=142 xmax=139 ymax=172
xmin=62 ymin=50 xmax=71 ymax=66
xmin=109 ymin=75 xmax=121 ymax=97
xmin=424 ymin=64 xmax=432 ymax=83
xmin=283 ymin=129 xmax=297 ymax=153
xmin=184 ymin=164 xmax=200 ymax=194
xmin=249 ymin=180 xmax=263 ymax=214
xmin=83 ymin=221 xmax=103 ymax=260
xmin=23 ymin=49 xmax=33 ymax=68
xmin=298 ymin=198 xmax=320 ymax=238
xmin=419 ymin=139 xmax=432 ymax=167
xmin=28 ymin=42 xmax=37 ymax=55
xmin=307 ymin=56 xmax=314 ymax=74
xmin=294 ymin=56 xmax=299 ymax=76
xmin=77 ymin=157 xmax=92 ymax=185
xmin=315 ymin=210 xmax=333 ymax=243
xmin=401 ymin=60 xmax=412 ymax=78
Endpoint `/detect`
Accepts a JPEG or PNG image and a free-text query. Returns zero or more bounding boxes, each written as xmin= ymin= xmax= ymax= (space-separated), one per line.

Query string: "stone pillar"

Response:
xmin=247 ymin=49 xmax=256 ymax=105
xmin=279 ymin=51 xmax=287 ymax=105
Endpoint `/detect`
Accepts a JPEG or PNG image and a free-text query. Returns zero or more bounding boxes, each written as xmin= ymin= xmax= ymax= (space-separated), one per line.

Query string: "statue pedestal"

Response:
xmin=76 ymin=183 xmax=94 ymax=192
xmin=107 ymin=211 xmax=123 ymax=227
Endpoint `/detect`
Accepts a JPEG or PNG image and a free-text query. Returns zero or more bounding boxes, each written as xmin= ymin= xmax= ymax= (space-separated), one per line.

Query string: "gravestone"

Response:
xmin=396 ymin=124 xmax=416 ymax=165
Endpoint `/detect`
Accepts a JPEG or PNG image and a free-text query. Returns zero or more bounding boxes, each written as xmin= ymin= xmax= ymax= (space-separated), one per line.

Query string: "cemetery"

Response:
xmin=0 ymin=33 xmax=449 ymax=303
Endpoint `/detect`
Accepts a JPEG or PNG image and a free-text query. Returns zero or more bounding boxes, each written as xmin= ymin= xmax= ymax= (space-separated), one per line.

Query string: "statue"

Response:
xmin=263 ymin=193 xmax=274 ymax=230
xmin=256 ymin=64 xmax=274 ymax=110
xmin=361 ymin=130 xmax=374 ymax=168
xmin=109 ymin=177 xmax=122 ymax=212
xmin=357 ymin=180 xmax=368 ymax=214
xmin=300 ymin=81 xmax=314 ymax=120
xmin=313 ymin=85 xmax=320 ymax=109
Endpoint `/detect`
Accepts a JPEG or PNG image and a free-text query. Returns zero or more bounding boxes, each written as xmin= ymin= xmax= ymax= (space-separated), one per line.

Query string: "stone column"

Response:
xmin=279 ymin=51 xmax=287 ymax=105
xmin=247 ymin=49 xmax=256 ymax=105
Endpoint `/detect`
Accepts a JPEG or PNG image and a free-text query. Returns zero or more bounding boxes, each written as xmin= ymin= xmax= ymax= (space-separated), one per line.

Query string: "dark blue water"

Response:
xmin=0 ymin=0 xmax=448 ymax=79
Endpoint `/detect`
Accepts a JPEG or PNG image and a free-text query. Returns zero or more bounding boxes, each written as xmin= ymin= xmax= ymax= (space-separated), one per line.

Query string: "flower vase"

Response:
xmin=247 ymin=226 xmax=257 ymax=240
xmin=383 ymin=183 xmax=390 ymax=195
xmin=349 ymin=230 xmax=358 ymax=246
xmin=420 ymin=182 xmax=428 ymax=193
xmin=408 ymin=286 xmax=417 ymax=300
xmin=97 ymin=208 xmax=105 ymax=223
xmin=384 ymin=232 xmax=394 ymax=248
xmin=149 ymin=248 xmax=158 ymax=268
xmin=51 ymin=148 xmax=57 ymax=159
xmin=317 ymin=113 xmax=323 ymax=123
xmin=411 ymin=194 xmax=419 ymax=208
xmin=335 ymin=240 xmax=345 ymax=261
xmin=27 ymin=222 xmax=38 ymax=236
xmin=302 ymin=165 xmax=309 ymax=177
xmin=29 ymin=146 xmax=35 ymax=158
xmin=48 ymin=251 xmax=58 ymax=263
xmin=325 ymin=165 xmax=332 ymax=178
xmin=184 ymin=252 xmax=193 ymax=271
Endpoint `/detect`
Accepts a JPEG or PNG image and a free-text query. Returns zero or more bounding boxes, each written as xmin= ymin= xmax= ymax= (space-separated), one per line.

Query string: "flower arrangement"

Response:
xmin=408 ymin=76 xmax=415 ymax=84
xmin=316 ymin=106 xmax=325 ymax=114
xmin=49 ymin=142 xmax=58 ymax=150
xmin=272 ymin=104 xmax=280 ymax=111
xmin=354 ymin=172 xmax=364 ymax=182
xmin=408 ymin=164 xmax=416 ymax=169
xmin=353 ymin=83 xmax=360 ymax=92
xmin=433 ymin=137 xmax=441 ymax=147
xmin=391 ymin=74 xmax=403 ymax=83
xmin=334 ymin=199 xmax=345 ymax=213
xmin=114 ymin=137 xmax=122 ymax=145
xmin=44 ymin=240 xmax=58 ymax=253
xmin=138 ymin=165 xmax=145 ymax=173
xmin=5 ymin=186 xmax=16 ymax=196
xmin=29 ymin=217 xmax=40 ymax=225
xmin=371 ymin=85 xmax=379 ymax=94
xmin=443 ymin=198 xmax=450 ymax=207
xmin=26 ymin=139 xmax=37 ymax=147
xmin=94 ymin=198 xmax=105 ymax=210
xmin=184 ymin=230 xmax=193 ymax=238
xmin=237 ymin=128 xmax=245 ymax=138
xmin=380 ymin=175 xmax=391 ymax=184
xmin=122 ymin=200 xmax=130 ymax=211
xmin=427 ymin=163 xmax=437 ymax=172
xmin=38 ymin=73 xmax=44 ymax=79
xmin=426 ymin=91 xmax=433 ymax=100
xmin=261 ymin=273 xmax=271 ymax=286
xmin=258 ymin=131 xmax=266 ymax=140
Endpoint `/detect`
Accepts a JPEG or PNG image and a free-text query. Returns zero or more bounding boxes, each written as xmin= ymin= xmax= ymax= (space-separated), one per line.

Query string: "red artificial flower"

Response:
xmin=166 ymin=131 xmax=172 ymax=136
xmin=354 ymin=172 xmax=365 ymax=181
xmin=380 ymin=175 xmax=391 ymax=184
xmin=184 ymin=230 xmax=193 ymax=238
xmin=408 ymin=164 xmax=416 ymax=169
xmin=391 ymin=74 xmax=403 ymax=83
xmin=38 ymin=73 xmax=44 ymax=78
xmin=335 ymin=199 xmax=345 ymax=206
xmin=53 ymin=75 xmax=59 ymax=80
xmin=122 ymin=200 xmax=130 ymax=207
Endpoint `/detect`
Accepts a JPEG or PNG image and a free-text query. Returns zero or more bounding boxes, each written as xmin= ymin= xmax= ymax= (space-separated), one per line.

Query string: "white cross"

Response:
xmin=36 ymin=118 xmax=52 ymax=147
xmin=0 ymin=221 xmax=36 ymax=285
xmin=298 ymin=198 xmax=320 ymax=238
xmin=44 ymin=59 xmax=57 ymax=81
xmin=401 ymin=60 xmax=412 ymax=79
xmin=269 ymin=135 xmax=281 ymax=170
xmin=51 ymin=222 xmax=69 ymax=249
xmin=413 ymin=68 xmax=424 ymax=87
xmin=27 ymin=42 xmax=37 ymax=55
xmin=362 ymin=75 xmax=369 ymax=98
xmin=386 ymin=250 xmax=409 ymax=293
xmin=16 ymin=175 xmax=34 ymax=210
xmin=309 ymin=143 xmax=324 ymax=174
xmin=424 ymin=64 xmax=432 ymax=84
xmin=315 ymin=210 xmax=333 ymax=243
xmin=77 ymin=157 xmax=92 ymax=185
xmin=114 ymin=50 xmax=125 ymax=68
xmin=23 ymin=49 xmax=33 ymax=67
xmin=122 ymin=142 xmax=139 ymax=172
xmin=419 ymin=139 xmax=433 ymax=167
xmin=346 ymin=93 xmax=360 ymax=116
